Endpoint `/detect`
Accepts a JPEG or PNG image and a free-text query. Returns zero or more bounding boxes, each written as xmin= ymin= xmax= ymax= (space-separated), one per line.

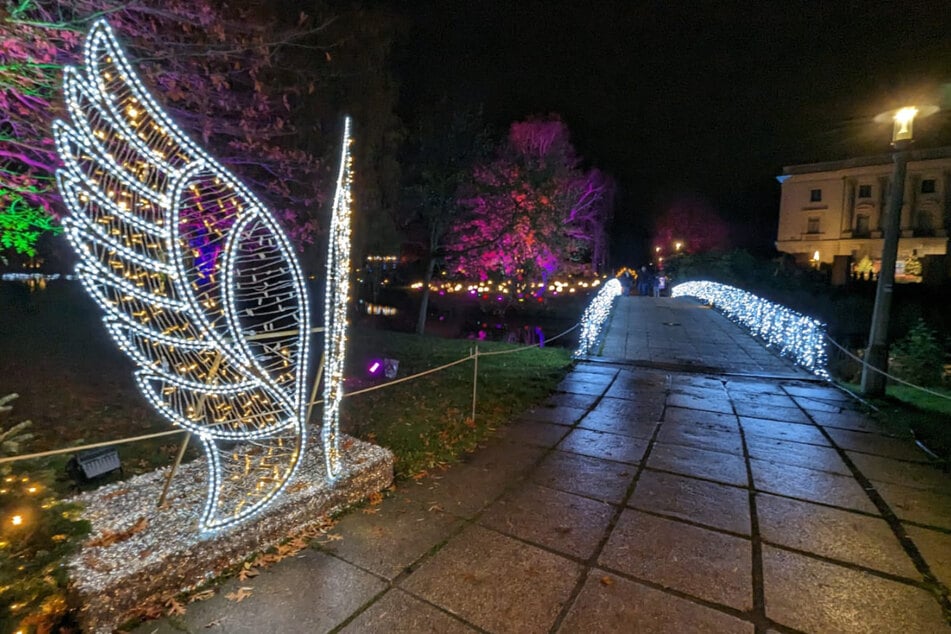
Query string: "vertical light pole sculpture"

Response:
xmin=322 ymin=117 xmax=354 ymax=477
xmin=861 ymin=105 xmax=936 ymax=395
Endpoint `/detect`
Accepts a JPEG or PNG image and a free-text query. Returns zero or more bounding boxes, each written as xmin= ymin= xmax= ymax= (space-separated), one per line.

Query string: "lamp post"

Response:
xmin=860 ymin=105 xmax=935 ymax=395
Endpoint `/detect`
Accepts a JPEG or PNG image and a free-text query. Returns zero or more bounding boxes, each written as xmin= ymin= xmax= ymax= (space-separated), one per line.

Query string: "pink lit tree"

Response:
xmin=653 ymin=195 xmax=730 ymax=255
xmin=445 ymin=115 xmax=613 ymax=292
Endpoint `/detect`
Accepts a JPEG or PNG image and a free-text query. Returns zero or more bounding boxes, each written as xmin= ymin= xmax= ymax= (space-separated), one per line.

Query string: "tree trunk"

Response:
xmin=415 ymin=255 xmax=437 ymax=335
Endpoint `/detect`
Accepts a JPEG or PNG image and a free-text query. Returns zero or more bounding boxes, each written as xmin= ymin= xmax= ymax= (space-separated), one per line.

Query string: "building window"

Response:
xmin=855 ymin=214 xmax=870 ymax=236
xmin=921 ymin=179 xmax=936 ymax=194
xmin=858 ymin=184 xmax=871 ymax=198
xmin=809 ymin=188 xmax=822 ymax=202
xmin=807 ymin=217 xmax=820 ymax=234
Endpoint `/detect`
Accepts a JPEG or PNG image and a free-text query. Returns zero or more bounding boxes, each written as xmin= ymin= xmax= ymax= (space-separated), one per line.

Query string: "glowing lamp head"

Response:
xmin=675 ymin=242 xmax=683 ymax=251
xmin=875 ymin=104 xmax=937 ymax=146
xmin=892 ymin=107 xmax=918 ymax=143
xmin=812 ymin=250 xmax=820 ymax=261
xmin=11 ymin=514 xmax=23 ymax=526
xmin=368 ymin=361 xmax=381 ymax=376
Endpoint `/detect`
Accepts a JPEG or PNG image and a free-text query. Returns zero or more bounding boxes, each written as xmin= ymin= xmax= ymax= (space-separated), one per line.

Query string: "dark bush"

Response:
xmin=890 ymin=319 xmax=946 ymax=387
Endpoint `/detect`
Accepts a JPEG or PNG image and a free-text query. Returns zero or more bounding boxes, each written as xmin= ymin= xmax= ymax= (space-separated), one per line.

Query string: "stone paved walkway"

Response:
xmin=140 ymin=296 xmax=951 ymax=633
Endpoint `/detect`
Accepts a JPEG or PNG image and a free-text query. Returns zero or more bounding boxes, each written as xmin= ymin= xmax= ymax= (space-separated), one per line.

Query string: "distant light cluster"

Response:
xmin=409 ymin=277 xmax=602 ymax=299
xmin=671 ymin=281 xmax=829 ymax=377
xmin=574 ymin=278 xmax=622 ymax=357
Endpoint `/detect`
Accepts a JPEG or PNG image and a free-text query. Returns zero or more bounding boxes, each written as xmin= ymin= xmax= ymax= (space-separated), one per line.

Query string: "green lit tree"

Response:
xmin=891 ymin=319 xmax=945 ymax=387
xmin=0 ymin=0 xmax=402 ymax=261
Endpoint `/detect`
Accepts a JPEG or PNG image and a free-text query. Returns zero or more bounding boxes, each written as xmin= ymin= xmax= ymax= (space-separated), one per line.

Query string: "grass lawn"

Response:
xmin=841 ymin=381 xmax=951 ymax=461
xmin=342 ymin=326 xmax=575 ymax=477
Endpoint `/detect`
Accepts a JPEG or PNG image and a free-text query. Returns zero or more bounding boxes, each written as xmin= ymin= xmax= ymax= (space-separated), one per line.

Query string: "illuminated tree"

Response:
xmin=0 ymin=0 xmax=398 ymax=259
xmin=653 ymin=195 xmax=730 ymax=254
xmin=445 ymin=115 xmax=613 ymax=289
xmin=903 ymin=253 xmax=922 ymax=277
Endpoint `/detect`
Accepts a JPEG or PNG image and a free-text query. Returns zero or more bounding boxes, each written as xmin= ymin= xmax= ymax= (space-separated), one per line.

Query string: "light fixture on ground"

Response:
xmin=861 ymin=104 xmax=938 ymax=396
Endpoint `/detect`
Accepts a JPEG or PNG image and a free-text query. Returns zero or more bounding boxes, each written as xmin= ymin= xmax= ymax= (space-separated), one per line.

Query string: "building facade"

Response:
xmin=775 ymin=146 xmax=951 ymax=268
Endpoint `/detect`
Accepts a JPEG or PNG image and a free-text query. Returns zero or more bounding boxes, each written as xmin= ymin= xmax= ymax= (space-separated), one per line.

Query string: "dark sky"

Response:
xmin=394 ymin=0 xmax=951 ymax=262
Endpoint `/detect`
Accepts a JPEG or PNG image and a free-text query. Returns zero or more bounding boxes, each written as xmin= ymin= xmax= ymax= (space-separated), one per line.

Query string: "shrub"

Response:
xmin=890 ymin=319 xmax=946 ymax=387
xmin=0 ymin=394 xmax=90 ymax=634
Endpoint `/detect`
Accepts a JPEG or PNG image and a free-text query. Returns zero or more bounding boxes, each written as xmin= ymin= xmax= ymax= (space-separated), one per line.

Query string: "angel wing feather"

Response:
xmin=54 ymin=20 xmax=311 ymax=531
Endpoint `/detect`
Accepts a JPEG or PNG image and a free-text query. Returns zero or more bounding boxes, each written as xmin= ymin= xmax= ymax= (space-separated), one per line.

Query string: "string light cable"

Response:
xmin=671 ymin=281 xmax=829 ymax=378
xmin=575 ymin=278 xmax=623 ymax=357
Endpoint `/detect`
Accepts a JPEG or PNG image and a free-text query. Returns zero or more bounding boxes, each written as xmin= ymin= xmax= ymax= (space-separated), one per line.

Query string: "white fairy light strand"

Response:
xmin=575 ymin=278 xmax=623 ymax=356
xmin=322 ymin=117 xmax=354 ymax=477
xmin=671 ymin=281 xmax=829 ymax=378
xmin=53 ymin=19 xmax=312 ymax=532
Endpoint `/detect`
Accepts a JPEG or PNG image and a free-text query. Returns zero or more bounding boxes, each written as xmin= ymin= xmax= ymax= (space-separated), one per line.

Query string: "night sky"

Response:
xmin=395 ymin=1 xmax=951 ymax=263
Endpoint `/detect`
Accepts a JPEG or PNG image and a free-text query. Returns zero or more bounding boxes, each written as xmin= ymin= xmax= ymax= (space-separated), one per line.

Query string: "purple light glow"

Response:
xmin=368 ymin=361 xmax=381 ymax=374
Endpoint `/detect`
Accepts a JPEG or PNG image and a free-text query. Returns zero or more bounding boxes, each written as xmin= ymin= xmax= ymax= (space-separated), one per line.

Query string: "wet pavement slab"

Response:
xmin=138 ymin=296 xmax=951 ymax=633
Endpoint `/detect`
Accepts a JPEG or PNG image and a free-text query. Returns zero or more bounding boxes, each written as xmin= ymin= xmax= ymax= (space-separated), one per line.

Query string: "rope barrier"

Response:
xmin=476 ymin=323 xmax=578 ymax=358
xmin=0 ymin=429 xmax=185 ymax=465
xmin=0 ymin=323 xmax=582 ymax=465
xmin=342 ymin=355 xmax=474 ymax=397
xmin=825 ymin=334 xmax=951 ymax=402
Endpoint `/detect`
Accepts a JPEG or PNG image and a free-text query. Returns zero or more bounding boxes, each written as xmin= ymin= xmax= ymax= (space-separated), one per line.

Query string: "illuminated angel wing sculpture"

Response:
xmin=54 ymin=20 xmax=313 ymax=532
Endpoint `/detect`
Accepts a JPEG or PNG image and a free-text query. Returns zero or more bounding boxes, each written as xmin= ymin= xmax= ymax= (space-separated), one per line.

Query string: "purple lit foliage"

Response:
xmin=0 ymin=0 xmax=345 ymax=256
xmin=445 ymin=115 xmax=614 ymax=292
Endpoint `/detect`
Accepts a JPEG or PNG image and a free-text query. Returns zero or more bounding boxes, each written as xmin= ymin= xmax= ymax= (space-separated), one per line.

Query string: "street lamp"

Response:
xmin=861 ymin=104 xmax=937 ymax=395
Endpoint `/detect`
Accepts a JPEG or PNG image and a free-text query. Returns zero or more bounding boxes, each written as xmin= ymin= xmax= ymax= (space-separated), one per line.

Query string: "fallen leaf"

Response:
xmin=286 ymin=480 xmax=309 ymax=494
xmin=362 ymin=507 xmax=380 ymax=515
xmin=165 ymin=598 xmax=186 ymax=616
xmin=600 ymin=576 xmax=614 ymax=586
xmin=238 ymin=567 xmax=259 ymax=581
xmin=101 ymin=487 xmax=131 ymax=501
xmin=225 ymin=587 xmax=253 ymax=603
xmin=427 ymin=503 xmax=444 ymax=513
xmin=368 ymin=491 xmax=384 ymax=505
xmin=86 ymin=516 xmax=149 ymax=548
xmin=190 ymin=589 xmax=216 ymax=602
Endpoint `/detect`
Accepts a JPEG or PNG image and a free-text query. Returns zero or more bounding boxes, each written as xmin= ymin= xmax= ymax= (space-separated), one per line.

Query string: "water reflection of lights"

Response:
xmin=364 ymin=302 xmax=397 ymax=316
xmin=1 ymin=273 xmax=79 ymax=291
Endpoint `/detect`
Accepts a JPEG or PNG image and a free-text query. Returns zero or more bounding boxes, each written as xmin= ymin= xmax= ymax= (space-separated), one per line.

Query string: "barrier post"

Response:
xmin=471 ymin=346 xmax=479 ymax=425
